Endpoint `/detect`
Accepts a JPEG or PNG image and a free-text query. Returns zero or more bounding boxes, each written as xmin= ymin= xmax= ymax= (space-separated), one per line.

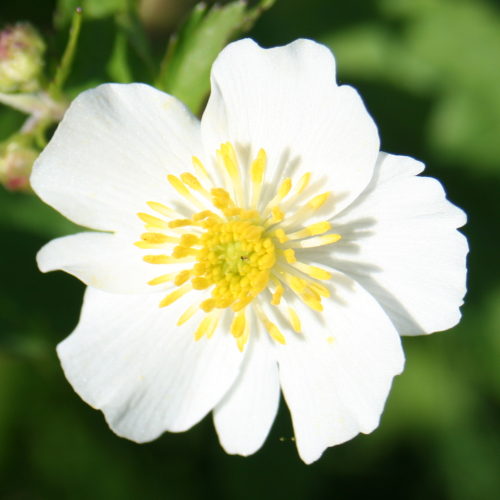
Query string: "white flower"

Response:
xmin=30 ymin=39 xmax=468 ymax=464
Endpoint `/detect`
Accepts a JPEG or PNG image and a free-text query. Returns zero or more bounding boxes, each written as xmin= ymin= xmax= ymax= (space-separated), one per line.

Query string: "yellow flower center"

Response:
xmin=135 ymin=142 xmax=342 ymax=351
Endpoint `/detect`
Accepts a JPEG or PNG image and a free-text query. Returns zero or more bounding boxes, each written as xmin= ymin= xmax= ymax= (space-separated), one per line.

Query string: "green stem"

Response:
xmin=48 ymin=7 xmax=83 ymax=99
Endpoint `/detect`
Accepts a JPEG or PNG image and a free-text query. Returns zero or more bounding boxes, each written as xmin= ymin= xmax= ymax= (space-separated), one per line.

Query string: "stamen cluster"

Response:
xmin=135 ymin=143 xmax=342 ymax=350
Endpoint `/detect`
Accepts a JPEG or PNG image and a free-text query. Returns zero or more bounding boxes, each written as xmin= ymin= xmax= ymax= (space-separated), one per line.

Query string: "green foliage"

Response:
xmin=324 ymin=0 xmax=500 ymax=174
xmin=157 ymin=0 xmax=275 ymax=115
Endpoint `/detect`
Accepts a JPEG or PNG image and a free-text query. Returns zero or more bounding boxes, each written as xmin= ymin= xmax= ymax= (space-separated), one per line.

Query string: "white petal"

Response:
xmin=276 ymin=272 xmax=404 ymax=464
xmin=58 ymin=288 xmax=244 ymax=441
xmin=213 ymin=332 xmax=280 ymax=456
xmin=31 ymin=83 xmax=202 ymax=233
xmin=201 ymin=39 xmax=379 ymax=214
xmin=330 ymin=153 xmax=468 ymax=335
xmin=37 ymin=232 xmax=164 ymax=293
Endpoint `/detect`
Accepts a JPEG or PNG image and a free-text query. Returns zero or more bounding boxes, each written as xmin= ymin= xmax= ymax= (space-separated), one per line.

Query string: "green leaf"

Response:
xmin=157 ymin=0 xmax=275 ymax=115
xmin=55 ymin=0 xmax=130 ymax=27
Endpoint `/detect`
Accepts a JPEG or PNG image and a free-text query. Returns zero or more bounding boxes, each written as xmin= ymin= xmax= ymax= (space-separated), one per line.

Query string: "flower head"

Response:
xmin=0 ymin=135 xmax=38 ymax=191
xmin=0 ymin=23 xmax=45 ymax=93
xmin=31 ymin=39 xmax=468 ymax=463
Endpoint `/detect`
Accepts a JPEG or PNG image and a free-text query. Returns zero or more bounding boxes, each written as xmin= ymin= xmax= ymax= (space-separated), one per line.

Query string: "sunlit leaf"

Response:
xmin=157 ymin=0 xmax=275 ymax=115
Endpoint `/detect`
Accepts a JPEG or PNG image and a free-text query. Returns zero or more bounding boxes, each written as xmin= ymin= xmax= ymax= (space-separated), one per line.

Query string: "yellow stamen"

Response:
xmin=274 ymin=228 xmax=288 ymax=243
xmin=147 ymin=273 xmax=176 ymax=286
xmin=283 ymin=249 xmax=296 ymax=264
xmin=287 ymin=221 xmax=331 ymax=240
xmin=146 ymin=201 xmax=180 ymax=219
xmin=174 ymin=270 xmax=192 ymax=286
xmin=143 ymin=255 xmax=194 ymax=264
xmin=230 ymin=311 xmax=247 ymax=339
xmin=167 ymin=174 xmax=205 ymax=209
xmin=180 ymin=172 xmax=210 ymax=198
xmin=159 ymin=283 xmax=192 ymax=308
xmin=217 ymin=142 xmax=244 ymax=205
xmin=177 ymin=301 xmax=200 ymax=326
xmin=278 ymin=178 xmax=292 ymax=199
xmin=140 ymin=232 xmax=178 ymax=244
xmin=137 ymin=213 xmax=169 ymax=229
xmin=250 ymin=148 xmax=267 ymax=208
xmin=192 ymin=156 xmax=211 ymax=184
xmin=308 ymin=192 xmax=330 ymax=210
xmin=194 ymin=313 xmax=219 ymax=340
xmin=287 ymin=233 xmax=342 ymax=248
xmin=292 ymin=261 xmax=331 ymax=280
xmin=271 ymin=283 xmax=284 ymax=305
xmin=287 ymin=307 xmax=302 ymax=333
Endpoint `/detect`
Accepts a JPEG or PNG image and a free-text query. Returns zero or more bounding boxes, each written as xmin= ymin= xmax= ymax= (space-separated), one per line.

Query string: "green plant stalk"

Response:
xmin=48 ymin=7 xmax=83 ymax=99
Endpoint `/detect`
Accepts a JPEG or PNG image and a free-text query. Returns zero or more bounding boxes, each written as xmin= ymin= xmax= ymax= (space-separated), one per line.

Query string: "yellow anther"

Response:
xmin=283 ymin=249 xmax=296 ymax=264
xmin=289 ymin=233 xmax=342 ymax=248
xmin=172 ymin=246 xmax=196 ymax=258
xmin=231 ymin=295 xmax=254 ymax=312
xmin=134 ymin=240 xmax=167 ymax=249
xmin=299 ymin=287 xmax=324 ymax=312
xmin=168 ymin=219 xmax=193 ymax=228
xmin=263 ymin=319 xmax=286 ymax=345
xmin=274 ymin=228 xmax=288 ymax=243
xmin=143 ymin=254 xmax=194 ymax=264
xmin=287 ymin=307 xmax=302 ymax=333
xmin=192 ymin=277 xmax=210 ymax=290
xmin=295 ymin=172 xmax=311 ymax=195
xmin=174 ymin=270 xmax=191 ymax=286
xmin=271 ymin=284 xmax=284 ymax=305
xmin=192 ymin=156 xmax=210 ymax=181
xmin=193 ymin=210 xmax=218 ymax=221
xmin=180 ymin=234 xmax=199 ymax=247
xmin=271 ymin=206 xmax=284 ymax=223
xmin=250 ymin=148 xmax=267 ymax=208
xmin=251 ymin=148 xmax=266 ymax=183
xmin=159 ymin=284 xmax=191 ymax=308
xmin=230 ymin=311 xmax=246 ymax=339
xmin=194 ymin=314 xmax=218 ymax=341
xmin=278 ymin=178 xmax=292 ymax=199
xmin=146 ymin=201 xmax=178 ymax=218
xmin=167 ymin=174 xmax=191 ymax=197
xmin=211 ymin=187 xmax=233 ymax=209
xmin=177 ymin=302 xmax=200 ymax=326
xmin=308 ymin=281 xmax=330 ymax=298
xmin=223 ymin=207 xmax=242 ymax=217
xmin=218 ymin=142 xmax=239 ymax=179
xmin=307 ymin=221 xmax=332 ymax=235
xmin=288 ymin=221 xmax=332 ymax=240
xmin=143 ymin=254 xmax=173 ymax=264
xmin=137 ymin=212 xmax=169 ymax=228
xmin=200 ymin=298 xmax=216 ymax=312
xmin=147 ymin=273 xmax=175 ymax=286
xmin=236 ymin=314 xmax=250 ymax=351
xmin=180 ymin=172 xmax=203 ymax=191
xmin=292 ymin=262 xmax=331 ymax=280
xmin=140 ymin=232 xmax=173 ymax=244
xmin=308 ymin=192 xmax=330 ymax=210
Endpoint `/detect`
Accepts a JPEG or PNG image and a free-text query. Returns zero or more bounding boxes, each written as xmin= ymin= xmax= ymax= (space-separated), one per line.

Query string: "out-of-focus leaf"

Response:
xmin=107 ymin=30 xmax=134 ymax=83
xmin=324 ymin=0 xmax=500 ymax=175
xmin=55 ymin=0 xmax=129 ymax=27
xmin=0 ymin=109 xmax=25 ymax=141
xmin=0 ymin=189 xmax=80 ymax=238
xmin=157 ymin=0 xmax=275 ymax=115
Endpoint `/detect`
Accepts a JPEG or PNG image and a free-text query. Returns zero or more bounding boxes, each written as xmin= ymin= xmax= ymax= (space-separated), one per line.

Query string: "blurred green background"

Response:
xmin=1 ymin=0 xmax=499 ymax=498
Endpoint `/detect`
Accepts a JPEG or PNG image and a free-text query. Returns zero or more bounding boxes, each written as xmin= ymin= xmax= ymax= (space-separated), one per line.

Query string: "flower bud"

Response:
xmin=0 ymin=23 xmax=45 ymax=93
xmin=0 ymin=137 xmax=38 ymax=192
